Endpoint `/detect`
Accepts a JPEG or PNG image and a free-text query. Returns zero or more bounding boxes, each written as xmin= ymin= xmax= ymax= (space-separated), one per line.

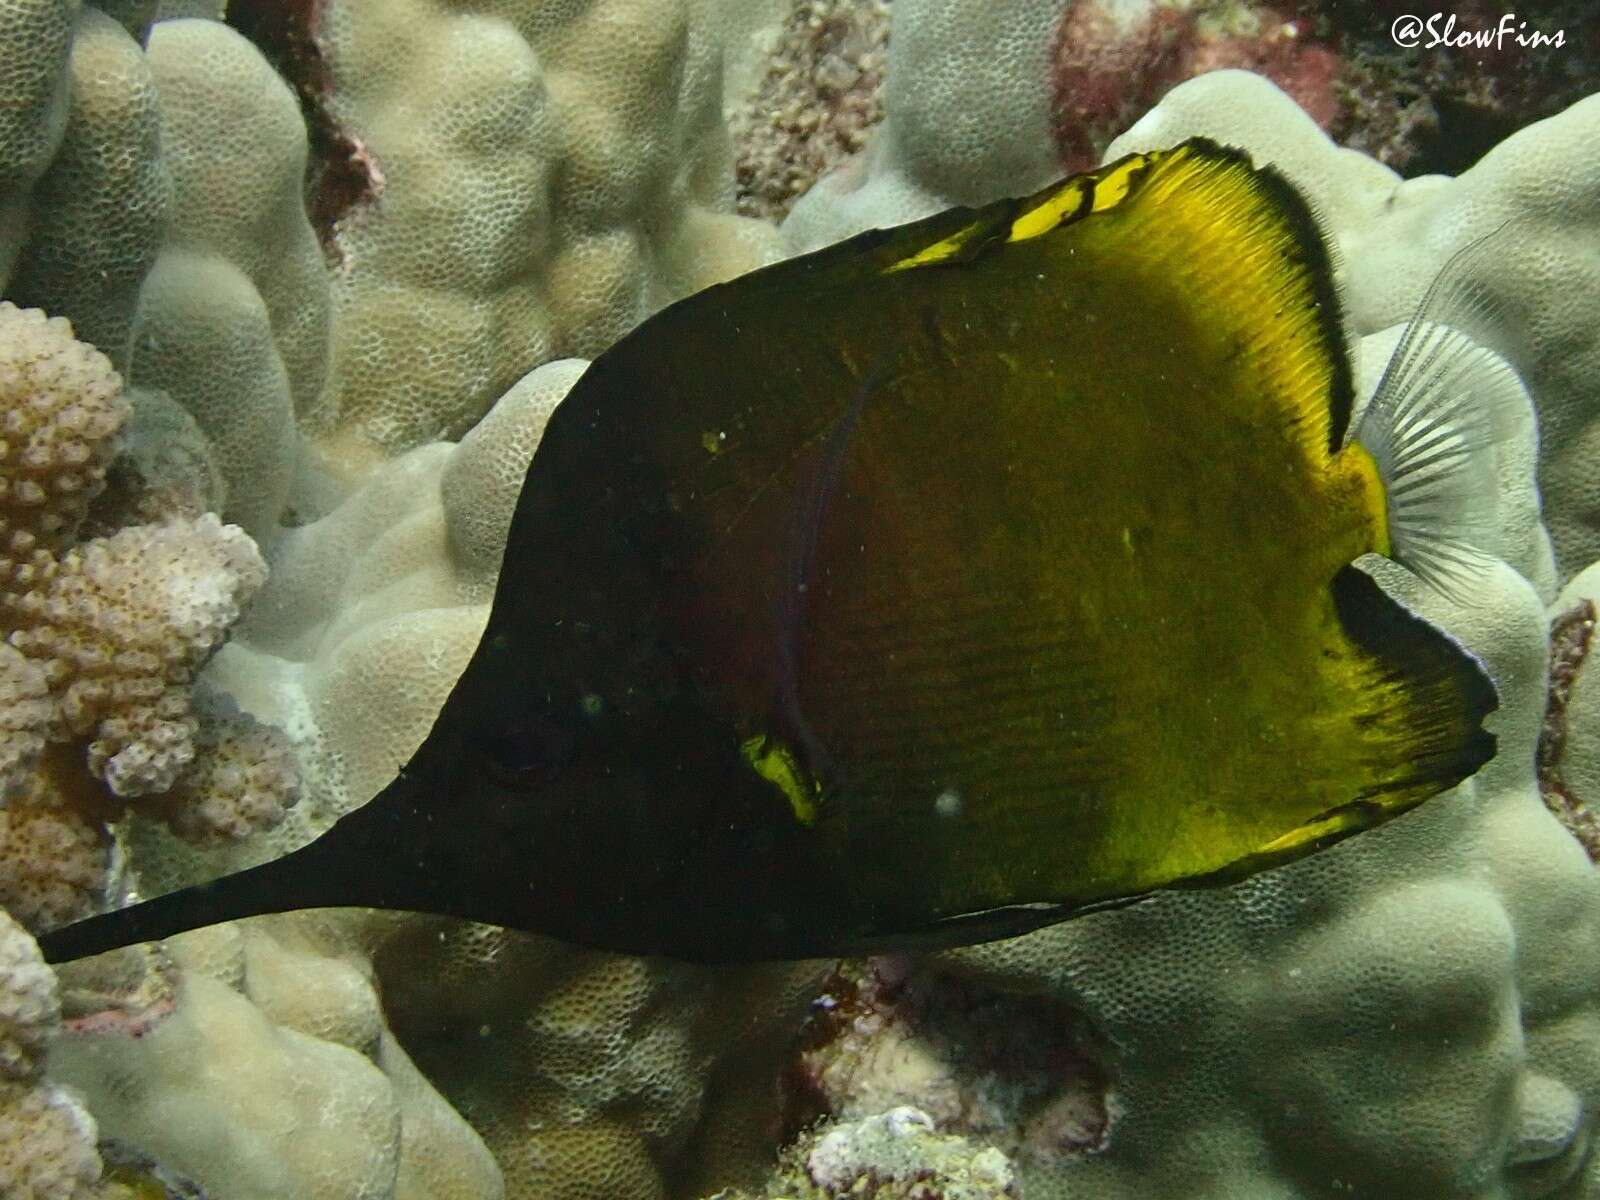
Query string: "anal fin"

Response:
xmin=1331 ymin=564 xmax=1498 ymax=802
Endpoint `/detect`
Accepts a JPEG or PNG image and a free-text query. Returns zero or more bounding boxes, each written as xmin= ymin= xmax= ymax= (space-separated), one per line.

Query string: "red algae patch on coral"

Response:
xmin=224 ymin=0 xmax=383 ymax=255
xmin=1048 ymin=0 xmax=1340 ymax=171
xmin=1046 ymin=0 xmax=1597 ymax=177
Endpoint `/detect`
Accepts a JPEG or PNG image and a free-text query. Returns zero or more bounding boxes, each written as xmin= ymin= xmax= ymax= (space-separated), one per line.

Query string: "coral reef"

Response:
xmin=292 ymin=0 xmax=785 ymax=471
xmin=9 ymin=514 xmax=268 ymax=797
xmin=1048 ymin=0 xmax=1340 ymax=171
xmin=1 ymin=3 xmax=1598 ymax=1200
xmin=0 ymin=304 xmax=129 ymax=577
xmin=0 ymin=643 xmax=50 ymax=800
xmin=49 ymin=917 xmax=504 ymax=1200
xmin=0 ymin=750 xmax=112 ymax=933
xmin=786 ymin=958 xmax=1111 ymax=1169
xmin=1329 ymin=0 xmax=1600 ymax=174
xmin=129 ymin=17 xmax=329 ymax=542
xmin=0 ymin=4 xmax=168 ymax=374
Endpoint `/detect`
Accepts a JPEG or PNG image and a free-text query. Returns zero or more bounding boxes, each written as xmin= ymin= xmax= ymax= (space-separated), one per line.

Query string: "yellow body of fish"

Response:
xmin=617 ymin=140 xmax=1492 ymax=940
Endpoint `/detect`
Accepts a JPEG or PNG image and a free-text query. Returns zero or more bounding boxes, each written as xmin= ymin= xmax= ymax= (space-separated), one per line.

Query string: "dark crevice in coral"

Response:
xmin=1539 ymin=598 xmax=1600 ymax=860
xmin=1043 ymin=0 xmax=1597 ymax=179
xmin=784 ymin=957 xmax=1115 ymax=1167
xmin=1328 ymin=0 xmax=1600 ymax=174
xmin=224 ymin=0 xmax=379 ymax=253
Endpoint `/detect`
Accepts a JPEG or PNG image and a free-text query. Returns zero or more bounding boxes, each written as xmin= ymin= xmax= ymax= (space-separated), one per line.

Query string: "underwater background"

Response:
xmin=2 ymin=0 xmax=1600 ymax=1197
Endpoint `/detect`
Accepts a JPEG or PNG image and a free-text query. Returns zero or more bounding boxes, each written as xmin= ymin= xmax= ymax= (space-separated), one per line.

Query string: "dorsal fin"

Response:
xmin=882 ymin=138 xmax=1356 ymax=457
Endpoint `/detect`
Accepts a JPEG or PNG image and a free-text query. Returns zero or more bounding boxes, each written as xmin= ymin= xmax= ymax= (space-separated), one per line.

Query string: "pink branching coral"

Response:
xmin=0 ymin=303 xmax=298 ymax=936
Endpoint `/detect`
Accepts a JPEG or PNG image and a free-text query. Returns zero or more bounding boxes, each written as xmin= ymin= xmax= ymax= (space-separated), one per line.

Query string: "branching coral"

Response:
xmin=7 ymin=514 xmax=268 ymax=797
xmin=0 ymin=908 xmax=105 ymax=1200
xmin=0 ymin=302 xmax=130 ymax=588
xmin=0 ymin=642 xmax=50 ymax=800
xmin=0 ymin=301 xmax=296 ymax=937
xmin=0 ymin=749 xmax=112 ymax=932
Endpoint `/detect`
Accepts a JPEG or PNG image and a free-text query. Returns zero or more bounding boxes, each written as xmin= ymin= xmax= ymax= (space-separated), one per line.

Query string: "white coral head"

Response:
xmin=0 ymin=908 xmax=59 ymax=1081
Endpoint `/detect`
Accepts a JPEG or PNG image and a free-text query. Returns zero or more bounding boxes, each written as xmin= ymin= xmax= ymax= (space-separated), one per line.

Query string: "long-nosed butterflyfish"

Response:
xmin=39 ymin=138 xmax=1505 ymax=965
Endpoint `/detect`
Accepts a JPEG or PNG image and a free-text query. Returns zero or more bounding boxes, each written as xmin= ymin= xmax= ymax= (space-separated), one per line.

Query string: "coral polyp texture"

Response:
xmin=296 ymin=0 xmax=785 ymax=472
xmin=8 ymin=514 xmax=268 ymax=797
xmin=0 ymin=303 xmax=129 ymax=583
xmin=716 ymin=1107 xmax=1019 ymax=1200
xmin=728 ymin=0 xmax=891 ymax=222
xmin=0 ymin=4 xmax=169 ymax=375
xmin=47 ymin=917 xmax=505 ymax=1200
xmin=0 ymin=643 xmax=50 ymax=800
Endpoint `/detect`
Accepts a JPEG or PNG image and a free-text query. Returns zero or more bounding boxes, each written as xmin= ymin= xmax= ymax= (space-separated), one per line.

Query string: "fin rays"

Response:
xmin=1355 ymin=229 xmax=1526 ymax=599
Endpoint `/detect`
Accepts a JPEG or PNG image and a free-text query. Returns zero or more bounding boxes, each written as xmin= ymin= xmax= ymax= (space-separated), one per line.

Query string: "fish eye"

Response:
xmin=480 ymin=710 xmax=578 ymax=787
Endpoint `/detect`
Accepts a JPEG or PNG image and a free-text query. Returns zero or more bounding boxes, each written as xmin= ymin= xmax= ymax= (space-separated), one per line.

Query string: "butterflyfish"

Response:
xmin=38 ymin=139 xmax=1504 ymax=965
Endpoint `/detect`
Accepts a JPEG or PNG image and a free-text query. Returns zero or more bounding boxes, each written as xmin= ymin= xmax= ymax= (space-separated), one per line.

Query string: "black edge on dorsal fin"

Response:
xmin=1211 ymin=143 xmax=1356 ymax=454
xmin=879 ymin=137 xmax=1356 ymax=455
